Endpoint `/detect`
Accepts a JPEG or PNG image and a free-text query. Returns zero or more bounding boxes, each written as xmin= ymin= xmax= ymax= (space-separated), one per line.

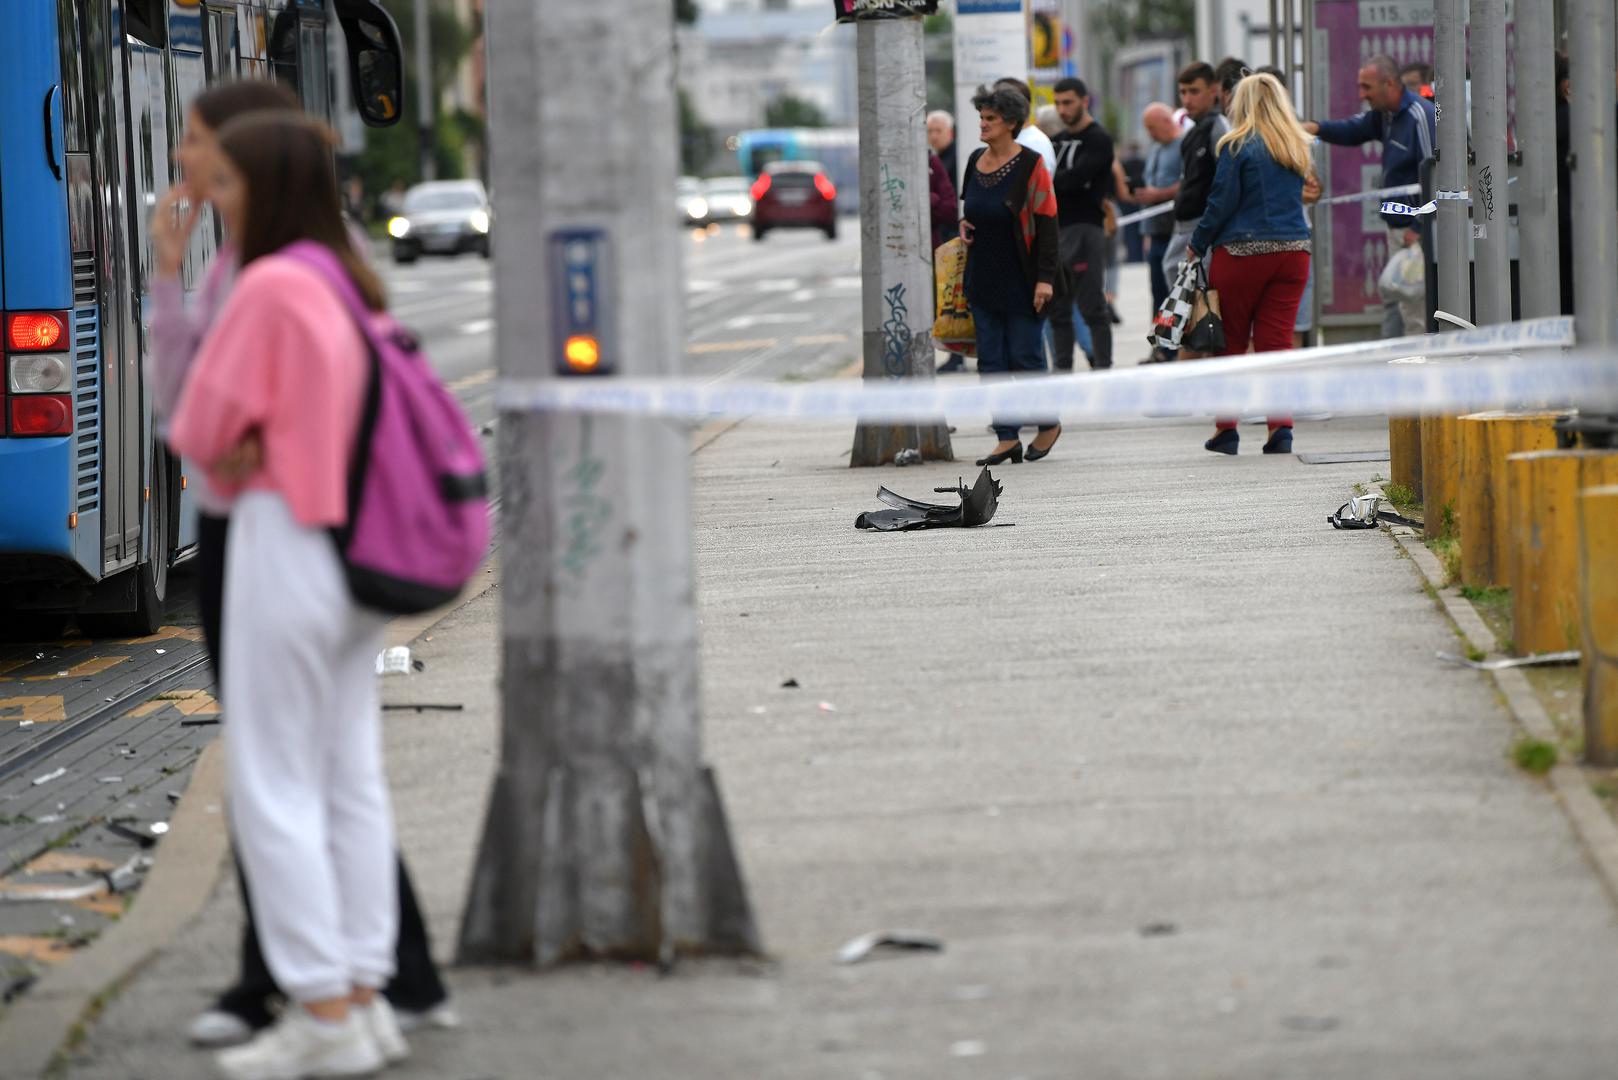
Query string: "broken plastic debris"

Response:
xmin=31 ymin=767 xmax=66 ymax=787
xmin=818 ymin=701 xmax=837 ymax=713
xmin=155 ymin=648 xmax=166 ymax=655
xmin=855 ymin=467 xmax=1003 ymax=531
xmin=837 ymin=930 xmax=945 ymax=964
xmin=104 ymin=821 xmax=158 ymax=849
xmin=1328 ymin=494 xmax=1420 ymax=530
xmin=1437 ymin=649 xmax=1580 ymax=670
xmin=17 ymin=720 xmax=34 ymax=729
xmin=376 ymin=646 xmax=413 ymax=676
xmin=97 ymin=777 xmax=123 ymax=784
xmin=150 ymin=822 xmax=169 ymax=836
xmin=893 ymin=448 xmax=923 ymax=466
xmin=781 ymin=678 xmax=800 ymax=689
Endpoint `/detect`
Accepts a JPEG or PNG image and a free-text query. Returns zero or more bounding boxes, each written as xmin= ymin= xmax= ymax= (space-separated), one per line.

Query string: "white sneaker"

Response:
xmin=359 ymin=998 xmax=409 ymax=1063
xmin=215 ymin=1007 xmax=382 ymax=1080
xmin=188 ymin=1008 xmax=255 ymax=1049
xmin=394 ymin=1001 xmax=461 ymax=1033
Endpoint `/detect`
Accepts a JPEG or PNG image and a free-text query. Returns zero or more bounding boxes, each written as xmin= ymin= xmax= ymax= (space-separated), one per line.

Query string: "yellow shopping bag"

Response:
xmin=931 ymin=238 xmax=976 ymax=357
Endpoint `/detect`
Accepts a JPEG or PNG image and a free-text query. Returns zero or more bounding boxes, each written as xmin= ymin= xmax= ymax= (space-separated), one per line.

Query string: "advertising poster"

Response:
xmin=1311 ymin=0 xmax=1515 ymax=324
xmin=952 ymin=0 xmax=1027 ymax=187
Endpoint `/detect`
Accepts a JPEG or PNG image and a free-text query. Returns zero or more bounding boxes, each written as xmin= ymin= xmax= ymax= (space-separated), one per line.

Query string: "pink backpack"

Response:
xmin=285 ymin=242 xmax=490 ymax=615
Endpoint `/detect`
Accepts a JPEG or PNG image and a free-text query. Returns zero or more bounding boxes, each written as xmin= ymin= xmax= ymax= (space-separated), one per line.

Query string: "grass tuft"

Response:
xmin=1427 ymin=536 xmax=1462 ymax=585
xmin=1511 ymin=736 xmax=1559 ymax=776
xmin=1382 ymin=481 xmax=1420 ymax=512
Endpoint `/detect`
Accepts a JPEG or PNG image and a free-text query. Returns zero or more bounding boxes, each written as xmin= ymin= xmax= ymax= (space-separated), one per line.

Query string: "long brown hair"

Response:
xmin=191 ymin=79 xmax=300 ymax=132
xmin=215 ymin=112 xmax=387 ymax=311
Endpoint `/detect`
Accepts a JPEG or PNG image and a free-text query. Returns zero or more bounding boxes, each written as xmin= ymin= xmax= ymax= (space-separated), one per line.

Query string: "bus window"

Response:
xmin=125 ymin=0 xmax=166 ymax=47
xmin=57 ymin=0 xmax=89 ymax=153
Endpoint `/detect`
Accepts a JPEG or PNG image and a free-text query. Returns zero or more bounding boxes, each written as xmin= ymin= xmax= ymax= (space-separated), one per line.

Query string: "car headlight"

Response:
xmin=388 ymin=216 xmax=412 ymax=239
xmin=736 ymin=199 xmax=753 ymax=215
xmin=686 ymin=198 xmax=709 ymax=219
xmin=8 ymin=353 xmax=70 ymax=393
xmin=469 ymin=209 xmax=490 ymax=234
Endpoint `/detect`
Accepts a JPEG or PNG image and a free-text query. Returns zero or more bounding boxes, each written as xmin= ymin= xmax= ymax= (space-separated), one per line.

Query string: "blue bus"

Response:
xmin=736 ymin=128 xmax=860 ymax=215
xmin=0 ymin=0 xmax=401 ymax=636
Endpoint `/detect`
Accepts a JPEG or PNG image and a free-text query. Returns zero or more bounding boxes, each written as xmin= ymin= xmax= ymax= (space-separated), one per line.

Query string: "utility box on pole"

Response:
xmin=842 ymin=1 xmax=953 ymax=467
xmin=459 ymin=0 xmax=758 ymax=967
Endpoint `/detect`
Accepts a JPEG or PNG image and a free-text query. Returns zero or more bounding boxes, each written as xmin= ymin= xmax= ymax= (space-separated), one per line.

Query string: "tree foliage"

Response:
xmin=764 ymin=93 xmax=828 ymax=129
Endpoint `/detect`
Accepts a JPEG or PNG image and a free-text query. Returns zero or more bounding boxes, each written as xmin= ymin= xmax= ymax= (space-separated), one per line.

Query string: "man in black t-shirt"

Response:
xmin=1049 ymin=77 xmax=1126 ymax=370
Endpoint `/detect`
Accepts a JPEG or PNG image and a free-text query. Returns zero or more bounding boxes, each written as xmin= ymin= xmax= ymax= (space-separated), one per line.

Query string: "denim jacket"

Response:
xmin=1188 ymin=137 xmax=1309 ymax=256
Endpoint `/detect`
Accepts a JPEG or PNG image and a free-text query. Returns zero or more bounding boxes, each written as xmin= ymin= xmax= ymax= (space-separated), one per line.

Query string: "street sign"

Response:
xmin=832 ymin=0 xmax=938 ymax=23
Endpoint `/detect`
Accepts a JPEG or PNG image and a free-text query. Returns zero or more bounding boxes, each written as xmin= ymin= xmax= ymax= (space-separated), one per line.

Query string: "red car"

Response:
xmin=750 ymin=161 xmax=838 ymax=241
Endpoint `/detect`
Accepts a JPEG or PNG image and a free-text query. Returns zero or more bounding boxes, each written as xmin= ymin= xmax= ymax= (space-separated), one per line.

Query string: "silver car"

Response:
xmin=388 ymin=180 xmax=492 ymax=263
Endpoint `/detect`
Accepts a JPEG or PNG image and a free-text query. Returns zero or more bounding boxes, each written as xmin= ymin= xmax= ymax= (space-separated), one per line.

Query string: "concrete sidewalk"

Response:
xmin=46 ymin=410 xmax=1618 ymax=1080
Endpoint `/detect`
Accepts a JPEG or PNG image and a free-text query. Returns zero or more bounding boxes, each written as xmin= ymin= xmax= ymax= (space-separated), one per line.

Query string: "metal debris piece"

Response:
xmin=31 ymin=768 xmax=66 ymax=787
xmin=837 ymin=930 xmax=945 ymax=964
xmin=381 ymin=703 xmax=464 ymax=712
xmin=17 ymin=721 xmax=35 ymax=729
xmin=104 ymin=822 xmax=158 ymax=849
xmin=1328 ymin=493 xmax=1420 ymax=530
xmin=893 ymin=448 xmax=923 ymax=466
xmin=855 ymin=467 xmax=1003 ymax=532
xmin=180 ymin=717 xmax=221 ymax=727
xmin=1437 ymin=649 xmax=1580 ymax=671
xmin=780 ymin=678 xmax=800 ymax=689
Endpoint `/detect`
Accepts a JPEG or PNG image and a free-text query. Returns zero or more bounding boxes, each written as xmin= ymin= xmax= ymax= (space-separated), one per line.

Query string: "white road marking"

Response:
xmin=723 ymin=313 xmax=812 ymax=330
xmin=461 ymin=318 xmax=494 ymax=336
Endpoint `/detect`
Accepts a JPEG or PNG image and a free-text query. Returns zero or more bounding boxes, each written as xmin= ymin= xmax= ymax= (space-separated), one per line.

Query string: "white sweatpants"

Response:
xmin=223 ymin=492 xmax=395 ymax=1003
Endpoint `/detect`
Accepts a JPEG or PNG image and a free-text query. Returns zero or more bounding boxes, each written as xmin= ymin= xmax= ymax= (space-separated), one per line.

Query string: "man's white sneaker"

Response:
xmin=187 ymin=1008 xmax=255 ymax=1048
xmin=359 ymin=998 xmax=409 ymax=1063
xmin=394 ymin=1001 xmax=461 ymax=1033
xmin=215 ymin=1007 xmax=382 ymax=1080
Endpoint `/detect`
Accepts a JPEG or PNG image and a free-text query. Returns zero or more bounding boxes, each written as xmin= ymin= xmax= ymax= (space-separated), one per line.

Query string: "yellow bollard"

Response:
xmin=1456 ymin=412 xmax=1562 ymax=587
xmin=1505 ymin=450 xmax=1618 ymax=655
xmin=1580 ymin=485 xmax=1618 ymax=766
xmin=1420 ymin=414 xmax=1461 ymax=538
xmin=1389 ymin=418 xmax=1423 ymax=500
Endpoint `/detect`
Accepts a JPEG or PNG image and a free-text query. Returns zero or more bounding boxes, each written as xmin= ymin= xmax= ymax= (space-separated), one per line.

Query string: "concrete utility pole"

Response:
xmin=1514 ymin=0 xmax=1560 ymax=319
xmin=1434 ymin=0 xmax=1471 ymax=324
xmin=849 ymin=15 xmax=952 ymax=467
xmin=1470 ymin=0 xmax=1510 ymax=325
xmin=1568 ymin=0 xmax=1618 ymax=347
xmin=414 ymin=0 xmax=435 ymax=182
xmin=459 ymin=0 xmax=759 ymax=966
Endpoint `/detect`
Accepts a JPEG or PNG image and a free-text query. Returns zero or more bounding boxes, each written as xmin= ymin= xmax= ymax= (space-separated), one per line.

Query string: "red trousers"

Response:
xmin=1209 ymin=247 xmax=1310 ymax=431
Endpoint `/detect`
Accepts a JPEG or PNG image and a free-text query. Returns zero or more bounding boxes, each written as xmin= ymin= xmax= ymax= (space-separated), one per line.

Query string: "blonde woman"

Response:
xmin=1185 ymin=72 xmax=1313 ymax=455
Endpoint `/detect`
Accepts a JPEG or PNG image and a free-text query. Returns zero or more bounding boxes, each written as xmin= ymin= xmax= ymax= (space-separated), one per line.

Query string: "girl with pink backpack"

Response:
xmin=168 ymin=110 xmax=481 ymax=1079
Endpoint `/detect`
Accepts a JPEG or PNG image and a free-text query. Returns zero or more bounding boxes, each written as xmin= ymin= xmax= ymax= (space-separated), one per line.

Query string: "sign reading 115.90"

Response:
xmin=833 ymin=0 xmax=938 ymax=22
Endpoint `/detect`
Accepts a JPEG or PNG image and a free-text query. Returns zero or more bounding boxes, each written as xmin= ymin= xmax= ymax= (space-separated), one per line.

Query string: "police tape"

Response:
xmin=1114 ymin=181 xmax=1424 ymax=230
xmin=496 ymin=318 xmax=1617 ymax=423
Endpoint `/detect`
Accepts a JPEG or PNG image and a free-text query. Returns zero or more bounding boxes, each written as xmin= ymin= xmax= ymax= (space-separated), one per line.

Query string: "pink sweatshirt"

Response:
xmin=168 ymin=255 xmax=368 ymax=529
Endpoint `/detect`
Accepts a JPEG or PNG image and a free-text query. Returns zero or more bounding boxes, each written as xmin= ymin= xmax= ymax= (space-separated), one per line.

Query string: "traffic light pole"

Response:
xmin=849 ymin=14 xmax=952 ymax=467
xmin=1469 ymin=0 xmax=1510 ymax=327
xmin=460 ymin=0 xmax=759 ymax=966
xmin=1433 ymin=0 xmax=1470 ymax=325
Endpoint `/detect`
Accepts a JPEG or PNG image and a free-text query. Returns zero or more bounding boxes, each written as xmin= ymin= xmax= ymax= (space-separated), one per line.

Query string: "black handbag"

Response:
xmin=1181 ymin=261 xmax=1226 ymax=354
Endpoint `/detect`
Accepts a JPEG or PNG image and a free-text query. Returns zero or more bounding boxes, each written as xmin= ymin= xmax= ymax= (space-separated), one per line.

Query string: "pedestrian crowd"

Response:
xmin=937 ymin=55 xmax=1352 ymax=459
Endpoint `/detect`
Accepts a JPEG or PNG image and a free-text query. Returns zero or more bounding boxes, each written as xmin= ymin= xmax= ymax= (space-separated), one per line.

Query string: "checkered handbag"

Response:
xmin=1150 ymin=257 xmax=1201 ymax=351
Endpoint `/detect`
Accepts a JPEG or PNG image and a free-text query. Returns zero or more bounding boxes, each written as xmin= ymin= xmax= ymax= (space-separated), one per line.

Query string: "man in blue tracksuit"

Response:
xmin=1305 ymin=54 xmax=1437 ymax=337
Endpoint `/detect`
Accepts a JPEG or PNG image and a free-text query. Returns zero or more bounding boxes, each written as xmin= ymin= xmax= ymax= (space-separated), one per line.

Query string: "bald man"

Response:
xmin=1136 ymin=102 xmax=1184 ymax=361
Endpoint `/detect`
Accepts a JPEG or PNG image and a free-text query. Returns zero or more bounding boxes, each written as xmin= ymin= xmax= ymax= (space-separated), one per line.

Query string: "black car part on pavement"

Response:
xmin=855 ymin=467 xmax=1003 ymax=531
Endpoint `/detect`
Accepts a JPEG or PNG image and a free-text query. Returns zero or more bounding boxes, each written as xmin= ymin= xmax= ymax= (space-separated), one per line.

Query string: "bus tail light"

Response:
xmin=9 ymin=393 xmax=73 ymax=437
xmin=750 ymin=174 xmax=772 ymax=202
xmin=7 ymin=312 xmax=69 ymax=352
xmin=814 ymin=173 xmax=837 ymax=201
xmin=8 ymin=354 xmax=70 ymax=393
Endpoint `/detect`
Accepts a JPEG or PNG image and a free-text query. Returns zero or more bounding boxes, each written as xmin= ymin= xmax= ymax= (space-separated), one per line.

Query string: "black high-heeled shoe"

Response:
xmin=975 ymin=442 xmax=1023 ymax=466
xmin=1025 ymin=426 xmax=1062 ymax=461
